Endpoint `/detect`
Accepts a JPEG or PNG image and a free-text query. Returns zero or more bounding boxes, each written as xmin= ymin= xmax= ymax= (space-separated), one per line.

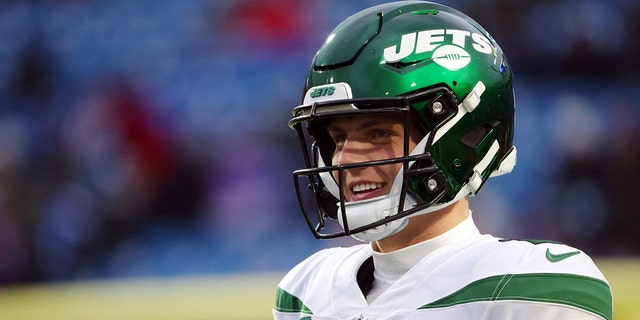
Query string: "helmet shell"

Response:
xmin=304 ymin=1 xmax=514 ymax=201
xmin=291 ymin=1 xmax=516 ymax=239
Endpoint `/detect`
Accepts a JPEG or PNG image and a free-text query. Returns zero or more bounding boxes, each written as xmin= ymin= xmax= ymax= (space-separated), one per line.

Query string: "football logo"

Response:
xmin=432 ymin=45 xmax=471 ymax=71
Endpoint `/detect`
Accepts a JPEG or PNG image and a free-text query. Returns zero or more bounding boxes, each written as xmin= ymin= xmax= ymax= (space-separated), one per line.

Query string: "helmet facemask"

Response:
xmin=291 ymin=85 xmax=459 ymax=240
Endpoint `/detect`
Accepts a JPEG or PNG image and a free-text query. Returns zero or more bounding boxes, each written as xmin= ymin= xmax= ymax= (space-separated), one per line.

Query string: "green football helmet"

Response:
xmin=289 ymin=1 xmax=516 ymax=241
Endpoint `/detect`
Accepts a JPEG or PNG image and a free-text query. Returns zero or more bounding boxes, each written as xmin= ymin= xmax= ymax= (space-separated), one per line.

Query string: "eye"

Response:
xmin=373 ymin=129 xmax=391 ymax=138
xmin=371 ymin=129 xmax=396 ymax=142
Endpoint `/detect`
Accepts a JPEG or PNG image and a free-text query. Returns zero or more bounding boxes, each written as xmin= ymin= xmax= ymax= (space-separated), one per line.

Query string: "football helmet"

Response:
xmin=289 ymin=1 xmax=516 ymax=241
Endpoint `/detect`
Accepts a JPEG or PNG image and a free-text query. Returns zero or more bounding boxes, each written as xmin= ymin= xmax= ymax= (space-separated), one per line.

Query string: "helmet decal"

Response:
xmin=303 ymin=82 xmax=353 ymax=105
xmin=382 ymin=28 xmax=495 ymax=69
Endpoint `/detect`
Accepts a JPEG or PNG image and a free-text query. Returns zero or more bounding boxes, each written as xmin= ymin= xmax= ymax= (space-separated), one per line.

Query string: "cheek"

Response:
xmin=331 ymin=170 xmax=339 ymax=184
xmin=381 ymin=162 xmax=404 ymax=182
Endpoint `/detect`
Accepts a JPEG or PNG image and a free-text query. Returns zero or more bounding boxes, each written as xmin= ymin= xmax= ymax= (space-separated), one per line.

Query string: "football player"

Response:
xmin=274 ymin=1 xmax=612 ymax=319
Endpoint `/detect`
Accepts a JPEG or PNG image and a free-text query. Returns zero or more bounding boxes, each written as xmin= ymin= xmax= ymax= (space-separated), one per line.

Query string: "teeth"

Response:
xmin=352 ymin=183 xmax=383 ymax=193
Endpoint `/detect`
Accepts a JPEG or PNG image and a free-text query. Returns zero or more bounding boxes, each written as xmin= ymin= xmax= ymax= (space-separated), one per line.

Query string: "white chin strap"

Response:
xmin=316 ymin=145 xmax=413 ymax=242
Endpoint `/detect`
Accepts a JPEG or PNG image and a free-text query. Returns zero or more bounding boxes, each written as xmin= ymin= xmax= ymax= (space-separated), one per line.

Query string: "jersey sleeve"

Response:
xmin=489 ymin=240 xmax=613 ymax=320
xmin=273 ymin=244 xmax=371 ymax=319
xmin=417 ymin=239 xmax=613 ymax=320
xmin=273 ymin=249 xmax=332 ymax=319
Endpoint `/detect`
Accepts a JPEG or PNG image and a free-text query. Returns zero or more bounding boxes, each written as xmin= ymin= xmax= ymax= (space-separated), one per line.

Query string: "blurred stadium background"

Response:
xmin=0 ymin=0 xmax=638 ymax=319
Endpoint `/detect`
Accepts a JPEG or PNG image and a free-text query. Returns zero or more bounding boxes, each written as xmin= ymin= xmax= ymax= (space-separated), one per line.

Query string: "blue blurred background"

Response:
xmin=0 ymin=0 xmax=638 ymax=285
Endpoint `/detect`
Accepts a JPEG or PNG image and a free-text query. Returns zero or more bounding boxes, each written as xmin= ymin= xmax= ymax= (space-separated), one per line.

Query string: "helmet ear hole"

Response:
xmin=461 ymin=123 xmax=493 ymax=148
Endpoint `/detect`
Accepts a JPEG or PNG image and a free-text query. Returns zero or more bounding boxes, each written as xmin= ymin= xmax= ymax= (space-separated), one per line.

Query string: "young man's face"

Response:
xmin=327 ymin=114 xmax=423 ymax=202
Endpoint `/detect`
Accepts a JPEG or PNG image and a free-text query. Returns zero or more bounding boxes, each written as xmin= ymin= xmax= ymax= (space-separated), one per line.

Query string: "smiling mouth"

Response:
xmin=351 ymin=182 xmax=384 ymax=194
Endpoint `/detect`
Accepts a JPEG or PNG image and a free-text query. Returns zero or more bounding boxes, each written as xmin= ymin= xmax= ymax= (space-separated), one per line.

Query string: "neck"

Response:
xmin=372 ymin=197 xmax=470 ymax=253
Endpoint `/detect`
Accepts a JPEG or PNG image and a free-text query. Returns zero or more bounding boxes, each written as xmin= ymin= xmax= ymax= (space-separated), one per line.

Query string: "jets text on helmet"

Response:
xmin=383 ymin=29 xmax=494 ymax=63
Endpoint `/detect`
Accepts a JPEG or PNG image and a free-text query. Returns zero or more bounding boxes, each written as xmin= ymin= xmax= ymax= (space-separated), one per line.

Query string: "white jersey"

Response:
xmin=274 ymin=235 xmax=612 ymax=320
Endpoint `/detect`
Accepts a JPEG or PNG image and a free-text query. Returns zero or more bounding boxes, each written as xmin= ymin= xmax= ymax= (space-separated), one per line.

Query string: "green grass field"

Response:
xmin=0 ymin=272 xmax=282 ymax=320
xmin=0 ymin=258 xmax=637 ymax=319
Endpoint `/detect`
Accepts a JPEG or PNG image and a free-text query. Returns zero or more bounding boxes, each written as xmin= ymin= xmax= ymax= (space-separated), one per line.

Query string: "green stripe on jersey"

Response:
xmin=419 ymin=273 xmax=612 ymax=320
xmin=275 ymin=287 xmax=313 ymax=315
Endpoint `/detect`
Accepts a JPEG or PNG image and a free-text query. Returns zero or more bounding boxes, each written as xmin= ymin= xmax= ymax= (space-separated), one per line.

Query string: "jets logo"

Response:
xmin=302 ymin=82 xmax=353 ymax=105
xmin=309 ymin=86 xmax=335 ymax=98
xmin=383 ymin=29 xmax=494 ymax=71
